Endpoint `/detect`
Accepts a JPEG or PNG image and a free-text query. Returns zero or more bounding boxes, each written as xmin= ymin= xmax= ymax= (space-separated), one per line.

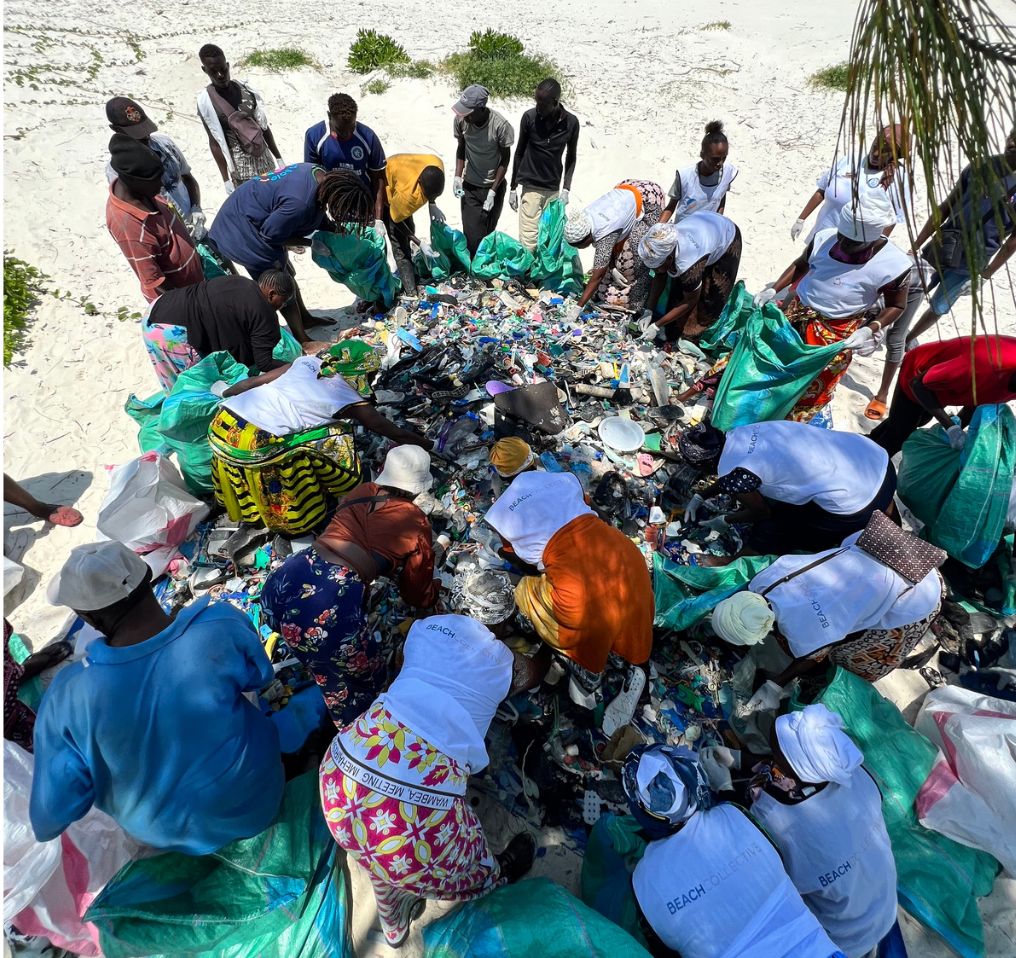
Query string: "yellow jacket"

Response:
xmin=385 ymin=153 xmax=444 ymax=224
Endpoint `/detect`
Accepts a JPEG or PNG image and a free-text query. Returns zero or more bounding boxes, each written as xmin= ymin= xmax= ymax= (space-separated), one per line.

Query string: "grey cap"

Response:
xmin=452 ymin=84 xmax=489 ymax=116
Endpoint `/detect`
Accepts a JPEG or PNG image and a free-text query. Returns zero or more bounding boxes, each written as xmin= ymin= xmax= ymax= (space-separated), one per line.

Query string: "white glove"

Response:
xmin=790 ymin=218 xmax=806 ymax=241
xmin=429 ymin=202 xmax=446 ymax=224
xmin=703 ymin=515 xmax=730 ymax=534
xmin=699 ymin=746 xmax=739 ymax=792
xmin=560 ymin=189 xmax=570 ymax=207
xmin=946 ymin=424 xmax=967 ymax=450
xmin=685 ymin=493 xmax=704 ymax=523
xmin=452 ymin=176 xmax=465 ymax=199
xmin=223 ymin=179 xmax=235 ymax=196
xmin=482 ymin=189 xmax=497 ymax=213
xmin=753 ymin=285 xmax=777 ymax=308
xmin=419 ymin=241 xmax=438 ymax=262
xmin=508 ymin=187 xmax=520 ymax=212
xmin=189 ymin=207 xmax=208 ymax=242
xmin=210 ymin=380 xmax=228 ymax=398
xmin=636 ymin=309 xmax=656 ymax=337
xmin=842 ymin=326 xmax=875 ymax=352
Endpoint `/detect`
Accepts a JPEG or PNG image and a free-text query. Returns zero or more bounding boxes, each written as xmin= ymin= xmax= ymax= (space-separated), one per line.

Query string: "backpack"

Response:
xmin=206 ymin=83 xmax=268 ymax=158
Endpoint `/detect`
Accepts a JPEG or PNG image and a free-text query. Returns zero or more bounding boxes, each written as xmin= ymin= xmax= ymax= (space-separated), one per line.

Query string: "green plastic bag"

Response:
xmin=697 ymin=281 xmax=754 ymax=355
xmin=710 ymin=302 xmax=843 ymax=430
xmin=898 ymin=404 xmax=1016 ymax=569
xmin=311 ymin=226 xmax=401 ymax=308
xmin=415 ymin=221 xmax=472 ymax=281
xmin=125 ymin=393 xmax=170 ymax=455
xmin=803 ymin=668 xmax=999 ymax=958
xmin=86 ymin=773 xmax=353 ymax=958
xmin=580 ymin=814 xmax=648 ymax=945
xmin=530 ymin=199 xmax=585 ymax=296
xmin=423 ymin=877 xmax=651 ymax=958
xmin=471 ymin=231 xmax=535 ymax=280
xmin=197 ymin=241 xmax=229 ymax=280
xmin=653 ymin=552 xmax=777 ymax=631
xmin=272 ymin=327 xmax=303 ymax=365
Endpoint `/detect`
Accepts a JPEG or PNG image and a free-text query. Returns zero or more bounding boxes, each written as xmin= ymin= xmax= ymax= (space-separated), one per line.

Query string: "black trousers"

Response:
xmin=384 ymin=210 xmax=418 ymax=295
xmin=461 ymin=180 xmax=506 ymax=256
xmin=868 ymin=387 xmax=933 ymax=458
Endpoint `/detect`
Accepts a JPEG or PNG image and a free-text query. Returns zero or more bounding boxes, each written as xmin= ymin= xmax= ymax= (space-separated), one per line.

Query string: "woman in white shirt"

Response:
xmin=208 ymin=342 xmax=431 ymax=535
xmin=660 ymin=120 xmax=738 ymax=223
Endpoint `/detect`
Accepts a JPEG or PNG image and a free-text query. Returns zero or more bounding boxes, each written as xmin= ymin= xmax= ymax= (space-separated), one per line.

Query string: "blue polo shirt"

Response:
xmin=30 ymin=598 xmax=284 ymax=855
xmin=303 ymin=120 xmax=386 ymax=185
xmin=209 ymin=163 xmax=325 ymax=275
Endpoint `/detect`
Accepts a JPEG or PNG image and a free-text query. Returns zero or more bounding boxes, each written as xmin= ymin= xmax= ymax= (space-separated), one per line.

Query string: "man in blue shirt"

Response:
xmin=304 ymin=93 xmax=387 ymax=221
xmin=30 ymin=541 xmax=285 ymax=855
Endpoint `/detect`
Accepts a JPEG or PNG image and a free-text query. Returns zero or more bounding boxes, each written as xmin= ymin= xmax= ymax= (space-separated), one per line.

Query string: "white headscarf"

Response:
xmin=639 ymin=222 xmax=680 ymax=268
xmin=711 ymin=591 xmax=775 ymax=646
xmin=564 ymin=209 xmax=593 ymax=244
xmin=838 ymin=197 xmax=894 ymax=244
xmin=775 ymin=704 xmax=864 ymax=785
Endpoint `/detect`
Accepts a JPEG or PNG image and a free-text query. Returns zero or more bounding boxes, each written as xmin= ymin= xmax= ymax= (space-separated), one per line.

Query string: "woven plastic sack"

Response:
xmin=422 ymin=877 xmax=651 ymax=958
xmin=471 ymin=231 xmax=535 ymax=280
xmin=697 ymin=281 xmax=754 ymax=355
xmin=273 ymin=327 xmax=303 ymax=364
xmin=86 ymin=773 xmax=353 ymax=958
xmin=898 ymin=404 xmax=1016 ymax=569
xmin=580 ymin=814 xmax=648 ymax=945
xmin=653 ymin=552 xmax=777 ymax=631
xmin=197 ymin=241 xmax=229 ymax=280
xmin=530 ymin=199 xmax=585 ymax=296
xmin=415 ymin=221 xmax=473 ymax=281
xmin=311 ymin=226 xmax=401 ymax=309
xmin=805 ymin=668 xmax=998 ymax=958
xmin=710 ymin=301 xmax=843 ymax=430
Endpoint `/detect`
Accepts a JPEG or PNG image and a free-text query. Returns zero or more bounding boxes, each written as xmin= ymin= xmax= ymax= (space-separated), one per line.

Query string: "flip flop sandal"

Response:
xmin=864 ymin=398 xmax=888 ymax=420
xmin=47 ymin=506 xmax=84 ymax=527
xmin=582 ymin=790 xmax=603 ymax=826
xmin=920 ymin=666 xmax=947 ymax=689
xmin=383 ymin=898 xmax=426 ymax=949
xmin=602 ymin=667 xmax=647 ymax=738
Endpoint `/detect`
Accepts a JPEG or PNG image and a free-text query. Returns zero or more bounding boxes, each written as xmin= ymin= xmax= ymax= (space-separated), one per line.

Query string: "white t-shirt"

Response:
xmin=749 ymin=532 xmax=943 ymax=657
xmin=810 ymin=156 xmax=911 ymax=241
xmin=669 ymin=211 xmax=737 ymax=279
xmin=221 ymin=356 xmax=364 ymax=434
xmin=585 ymin=188 xmax=639 ymax=242
xmin=381 ymin=615 xmax=512 ymax=772
xmin=718 ymin=421 xmax=889 ymax=515
xmin=669 ymin=162 xmax=739 ymax=220
xmin=797 ymin=228 xmax=912 ymax=320
xmin=752 ymin=769 xmax=897 ymax=958
xmin=633 ymin=804 xmax=839 ymax=958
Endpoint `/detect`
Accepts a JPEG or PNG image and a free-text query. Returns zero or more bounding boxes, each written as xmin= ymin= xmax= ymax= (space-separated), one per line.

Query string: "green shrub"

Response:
xmin=390 ymin=59 xmax=434 ymax=79
xmin=702 ymin=20 xmax=732 ymax=30
xmin=347 ymin=29 xmax=411 ymax=74
xmin=468 ymin=30 xmax=524 ymax=59
xmin=4 ymin=253 xmax=46 ymax=366
xmin=810 ymin=62 xmax=851 ymax=91
xmin=444 ymin=32 xmax=562 ymax=99
xmin=364 ymin=78 xmax=391 ymax=95
xmin=240 ymin=47 xmax=315 ymax=70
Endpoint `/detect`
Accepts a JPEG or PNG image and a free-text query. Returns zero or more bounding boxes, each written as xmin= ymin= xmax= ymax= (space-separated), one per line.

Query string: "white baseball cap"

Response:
xmin=375 ymin=445 xmax=433 ymax=495
xmin=47 ymin=540 xmax=149 ymax=611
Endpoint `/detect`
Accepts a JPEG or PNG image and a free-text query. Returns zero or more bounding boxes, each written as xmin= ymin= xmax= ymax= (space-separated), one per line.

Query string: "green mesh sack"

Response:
xmin=697 ymin=281 xmax=754 ymax=355
xmin=530 ymin=199 xmax=585 ymax=296
xmin=311 ymin=226 xmax=401 ymax=308
xmin=415 ymin=221 xmax=473 ymax=281
xmin=471 ymin=231 xmax=535 ymax=280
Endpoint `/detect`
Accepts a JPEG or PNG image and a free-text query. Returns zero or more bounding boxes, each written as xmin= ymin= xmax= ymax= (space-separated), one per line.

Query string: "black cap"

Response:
xmin=105 ymin=97 xmax=157 ymax=139
xmin=108 ymin=133 xmax=164 ymax=182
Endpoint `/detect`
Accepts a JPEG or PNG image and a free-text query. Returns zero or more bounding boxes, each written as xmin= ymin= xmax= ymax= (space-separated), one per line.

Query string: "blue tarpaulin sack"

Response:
xmin=311 ymin=226 xmax=401 ymax=309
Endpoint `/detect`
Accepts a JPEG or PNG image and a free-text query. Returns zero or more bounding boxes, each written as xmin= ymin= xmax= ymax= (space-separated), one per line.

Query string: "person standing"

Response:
xmin=196 ymin=43 xmax=282 ymax=194
xmin=659 ymin=120 xmax=738 ymax=223
xmin=382 ymin=154 xmax=446 ymax=296
xmin=508 ymin=78 xmax=579 ymax=251
xmin=452 ymin=85 xmax=514 ymax=255
xmin=105 ymin=96 xmax=206 ymax=240
xmin=304 ymin=93 xmax=387 ymax=222
xmin=105 ymin=134 xmax=203 ymax=303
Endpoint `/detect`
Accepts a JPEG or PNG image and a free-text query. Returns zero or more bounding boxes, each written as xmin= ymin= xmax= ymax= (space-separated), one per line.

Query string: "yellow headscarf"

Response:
xmin=489 ymin=437 xmax=536 ymax=478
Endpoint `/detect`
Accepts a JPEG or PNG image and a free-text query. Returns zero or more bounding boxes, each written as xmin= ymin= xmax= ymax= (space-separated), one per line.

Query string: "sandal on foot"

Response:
xmin=864 ymin=398 xmax=888 ymax=421
xmin=46 ymin=506 xmax=84 ymax=527
xmin=496 ymin=832 xmax=537 ymax=884
xmin=381 ymin=898 xmax=425 ymax=949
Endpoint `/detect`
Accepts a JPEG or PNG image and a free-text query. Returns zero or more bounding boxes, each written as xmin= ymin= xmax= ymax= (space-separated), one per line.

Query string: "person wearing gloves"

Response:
xmin=749 ymin=706 xmax=898 ymax=958
xmin=319 ymin=613 xmax=538 ymax=947
xmin=105 ymin=134 xmax=203 ymax=303
xmin=637 ymin=211 xmax=742 ymax=341
xmin=489 ymin=436 xmax=538 ymax=478
xmin=31 ymin=542 xmax=284 ymax=855
xmin=564 ymin=179 xmax=666 ymax=313
xmin=659 ymin=120 xmax=738 ymax=223
xmin=260 ymin=446 xmax=440 ymax=727
xmin=710 ymin=527 xmax=944 ymax=683
xmin=790 ymin=125 xmax=911 ymax=244
xmin=677 ymin=421 xmax=896 ymax=554
xmin=509 ymin=78 xmax=580 ymax=251
xmin=209 ymin=165 xmax=374 ymax=343
xmin=105 ymin=96 xmax=206 ymax=241
xmin=209 ymin=342 xmax=432 ymax=536
xmin=869 ymin=334 xmax=1016 ymax=456
xmin=626 ymin=745 xmax=843 ymax=958
xmin=452 ymin=84 xmax=514 ymax=255
xmin=381 ymin=153 xmax=446 ymax=297
xmin=484 ymin=471 xmax=653 ymax=703
xmin=197 ymin=43 xmax=282 ymax=193
xmin=755 ymin=200 xmax=912 ymax=423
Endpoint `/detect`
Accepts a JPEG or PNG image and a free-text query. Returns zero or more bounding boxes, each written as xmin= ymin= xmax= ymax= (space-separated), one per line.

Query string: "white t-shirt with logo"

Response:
xmin=810 ymin=155 xmax=911 ymax=241
xmin=669 ymin=162 xmax=739 ymax=220
xmin=669 ymin=211 xmax=738 ymax=280
xmin=633 ymin=803 xmax=839 ymax=958
xmin=221 ymin=356 xmax=365 ymax=435
xmin=752 ymin=768 xmax=897 ymax=958
xmin=717 ymin=421 xmax=889 ymax=515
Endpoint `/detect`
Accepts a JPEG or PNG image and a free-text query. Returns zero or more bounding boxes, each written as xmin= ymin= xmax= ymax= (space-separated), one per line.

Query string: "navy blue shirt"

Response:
xmin=303 ymin=120 xmax=386 ymax=186
xmin=209 ymin=163 xmax=325 ymax=275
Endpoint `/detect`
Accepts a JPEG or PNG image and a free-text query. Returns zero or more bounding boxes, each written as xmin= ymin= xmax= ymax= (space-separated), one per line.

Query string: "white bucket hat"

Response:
xmin=47 ymin=540 xmax=149 ymax=611
xmin=375 ymin=445 xmax=434 ymax=495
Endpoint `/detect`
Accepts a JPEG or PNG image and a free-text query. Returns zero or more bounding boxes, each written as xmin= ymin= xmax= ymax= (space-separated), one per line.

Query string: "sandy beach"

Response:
xmin=4 ymin=0 xmax=1015 ymax=954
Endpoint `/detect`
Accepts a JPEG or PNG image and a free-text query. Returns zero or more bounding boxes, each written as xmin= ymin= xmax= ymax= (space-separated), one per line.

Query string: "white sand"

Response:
xmin=4 ymin=0 xmax=1015 ymax=954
